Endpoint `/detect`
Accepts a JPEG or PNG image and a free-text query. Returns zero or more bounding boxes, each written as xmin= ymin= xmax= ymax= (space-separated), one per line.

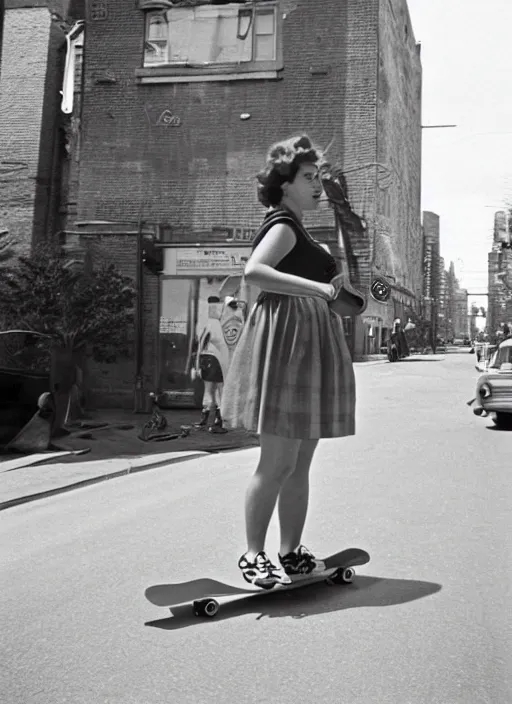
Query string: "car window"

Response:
xmin=490 ymin=347 xmax=512 ymax=368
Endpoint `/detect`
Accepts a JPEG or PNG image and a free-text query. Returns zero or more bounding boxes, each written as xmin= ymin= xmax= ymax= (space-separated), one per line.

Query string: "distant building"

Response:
xmin=487 ymin=210 xmax=512 ymax=337
xmin=444 ymin=261 xmax=468 ymax=341
xmin=422 ymin=211 xmax=441 ymax=333
xmin=453 ymin=289 xmax=468 ymax=339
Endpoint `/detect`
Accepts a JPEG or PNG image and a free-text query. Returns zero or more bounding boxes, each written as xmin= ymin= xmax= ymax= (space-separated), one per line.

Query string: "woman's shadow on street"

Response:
xmin=144 ymin=575 xmax=442 ymax=631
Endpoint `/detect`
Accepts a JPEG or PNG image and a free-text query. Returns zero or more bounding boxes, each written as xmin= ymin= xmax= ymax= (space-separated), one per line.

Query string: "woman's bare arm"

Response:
xmin=244 ymin=223 xmax=334 ymax=299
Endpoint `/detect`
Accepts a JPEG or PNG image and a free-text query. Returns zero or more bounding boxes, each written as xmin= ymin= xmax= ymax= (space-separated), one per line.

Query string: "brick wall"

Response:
xmin=0 ymin=7 xmax=53 ymax=253
xmin=78 ymin=0 xmax=380 ymax=232
xmin=0 ymin=3 xmax=77 ymax=253
xmin=375 ymin=0 xmax=422 ymax=305
xmin=0 ymin=2 xmax=4 ymax=78
xmin=73 ymin=0 xmax=423 ymax=401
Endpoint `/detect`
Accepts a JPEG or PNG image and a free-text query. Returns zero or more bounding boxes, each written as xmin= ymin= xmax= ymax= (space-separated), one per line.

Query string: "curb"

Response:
xmin=354 ymin=360 xmax=388 ymax=366
xmin=0 ymin=451 xmax=207 ymax=512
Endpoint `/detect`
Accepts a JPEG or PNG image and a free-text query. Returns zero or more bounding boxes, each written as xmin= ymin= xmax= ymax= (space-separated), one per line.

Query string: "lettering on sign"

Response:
xmin=160 ymin=318 xmax=187 ymax=334
xmin=231 ymin=227 xmax=255 ymax=242
xmin=90 ymin=0 xmax=108 ymax=20
xmin=156 ymin=110 xmax=181 ymax=127
xmin=175 ymin=248 xmax=249 ymax=273
xmin=212 ymin=225 xmax=256 ymax=242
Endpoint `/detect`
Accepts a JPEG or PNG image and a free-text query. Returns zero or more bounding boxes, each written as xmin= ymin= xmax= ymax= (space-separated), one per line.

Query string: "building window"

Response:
xmin=139 ymin=2 xmax=281 ymax=83
xmin=145 ymin=14 xmax=169 ymax=65
xmin=342 ymin=316 xmax=353 ymax=337
xmin=74 ymin=43 xmax=84 ymax=94
xmin=378 ymin=188 xmax=391 ymax=217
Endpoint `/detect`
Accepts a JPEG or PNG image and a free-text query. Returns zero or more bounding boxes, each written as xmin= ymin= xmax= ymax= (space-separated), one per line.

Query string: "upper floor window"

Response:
xmin=143 ymin=2 xmax=279 ymax=73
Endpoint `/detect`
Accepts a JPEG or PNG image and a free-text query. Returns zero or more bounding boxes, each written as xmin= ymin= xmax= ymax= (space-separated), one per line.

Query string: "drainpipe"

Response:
xmin=134 ymin=215 xmax=144 ymax=412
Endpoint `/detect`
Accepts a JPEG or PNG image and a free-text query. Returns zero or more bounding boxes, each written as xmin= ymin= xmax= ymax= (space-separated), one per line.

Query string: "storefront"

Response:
xmin=362 ymin=315 xmax=384 ymax=355
xmin=157 ymin=244 xmax=259 ymax=407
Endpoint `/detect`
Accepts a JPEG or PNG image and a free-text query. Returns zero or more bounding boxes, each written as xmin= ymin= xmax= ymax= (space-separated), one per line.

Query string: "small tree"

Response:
xmin=0 ymin=250 xmax=136 ymax=433
xmin=404 ymin=307 xmax=433 ymax=353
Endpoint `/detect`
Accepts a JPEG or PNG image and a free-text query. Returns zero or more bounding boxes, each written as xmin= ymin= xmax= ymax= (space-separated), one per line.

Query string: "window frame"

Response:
xmin=136 ymin=1 xmax=283 ymax=84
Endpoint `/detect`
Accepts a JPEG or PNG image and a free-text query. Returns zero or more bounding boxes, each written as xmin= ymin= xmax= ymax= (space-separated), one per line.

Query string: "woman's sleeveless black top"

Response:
xmin=251 ymin=209 xmax=337 ymax=285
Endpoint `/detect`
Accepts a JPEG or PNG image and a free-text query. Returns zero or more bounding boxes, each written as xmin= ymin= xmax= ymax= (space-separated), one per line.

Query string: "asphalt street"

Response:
xmin=2 ymin=352 xmax=511 ymax=704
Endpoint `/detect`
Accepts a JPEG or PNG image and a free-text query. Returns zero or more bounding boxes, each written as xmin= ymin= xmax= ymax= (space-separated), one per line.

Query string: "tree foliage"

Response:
xmin=0 ymin=252 xmax=136 ymax=363
xmin=0 ymin=230 xmax=16 ymax=264
xmin=404 ymin=307 xmax=433 ymax=351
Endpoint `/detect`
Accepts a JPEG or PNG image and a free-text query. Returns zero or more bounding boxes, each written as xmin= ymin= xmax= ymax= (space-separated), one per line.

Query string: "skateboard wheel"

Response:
xmin=341 ymin=567 xmax=355 ymax=583
xmin=326 ymin=567 xmax=355 ymax=585
xmin=193 ymin=598 xmax=220 ymax=618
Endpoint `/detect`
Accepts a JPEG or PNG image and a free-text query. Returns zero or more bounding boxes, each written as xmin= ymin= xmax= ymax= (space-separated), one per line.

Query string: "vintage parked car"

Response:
xmin=470 ymin=338 xmax=512 ymax=428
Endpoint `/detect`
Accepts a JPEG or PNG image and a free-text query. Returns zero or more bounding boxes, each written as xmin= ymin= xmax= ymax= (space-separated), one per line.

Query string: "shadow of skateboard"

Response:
xmin=145 ymin=547 xmax=370 ymax=618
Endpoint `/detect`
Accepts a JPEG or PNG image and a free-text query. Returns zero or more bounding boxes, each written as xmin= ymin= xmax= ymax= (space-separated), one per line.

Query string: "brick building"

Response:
xmin=453 ymin=289 xmax=468 ymax=339
xmin=487 ymin=210 xmax=512 ymax=337
xmin=67 ymin=0 xmax=423 ymax=408
xmin=422 ymin=210 xmax=440 ymax=335
xmin=0 ymin=0 xmax=84 ymax=255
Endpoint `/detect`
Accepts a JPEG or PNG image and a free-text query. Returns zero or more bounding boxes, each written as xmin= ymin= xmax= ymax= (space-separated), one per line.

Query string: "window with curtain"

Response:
xmin=143 ymin=2 xmax=277 ymax=68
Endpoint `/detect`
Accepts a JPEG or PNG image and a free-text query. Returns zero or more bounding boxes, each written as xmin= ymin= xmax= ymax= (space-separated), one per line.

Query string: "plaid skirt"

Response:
xmin=220 ymin=293 xmax=356 ymax=439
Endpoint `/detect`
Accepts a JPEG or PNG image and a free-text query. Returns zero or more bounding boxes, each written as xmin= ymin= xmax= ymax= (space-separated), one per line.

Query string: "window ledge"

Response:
xmin=135 ymin=67 xmax=282 ymax=84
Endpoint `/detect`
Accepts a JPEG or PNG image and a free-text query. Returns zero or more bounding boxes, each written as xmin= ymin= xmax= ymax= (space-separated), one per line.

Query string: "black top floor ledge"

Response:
xmin=5 ymin=0 xmax=84 ymax=13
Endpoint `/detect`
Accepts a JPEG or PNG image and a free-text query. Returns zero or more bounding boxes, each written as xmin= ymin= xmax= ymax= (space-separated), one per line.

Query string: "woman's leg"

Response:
xmin=244 ymin=433 xmax=302 ymax=558
xmin=278 ymin=438 xmax=319 ymax=557
xmin=202 ymin=381 xmax=214 ymax=409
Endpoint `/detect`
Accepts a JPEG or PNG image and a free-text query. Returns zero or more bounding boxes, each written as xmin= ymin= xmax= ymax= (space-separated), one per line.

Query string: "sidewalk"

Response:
xmin=1 ymin=354 xmax=435 ymax=512
xmin=0 ymin=449 xmax=211 ymax=511
xmin=0 ymin=406 xmax=259 ymax=511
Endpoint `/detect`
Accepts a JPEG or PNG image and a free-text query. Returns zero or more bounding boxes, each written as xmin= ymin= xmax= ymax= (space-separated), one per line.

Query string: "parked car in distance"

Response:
xmin=471 ymin=338 xmax=512 ymax=428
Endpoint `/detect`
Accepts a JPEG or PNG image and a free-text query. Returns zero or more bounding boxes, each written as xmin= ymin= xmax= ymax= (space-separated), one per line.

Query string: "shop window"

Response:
xmin=158 ymin=275 xmax=260 ymax=407
xmin=139 ymin=2 xmax=281 ymax=83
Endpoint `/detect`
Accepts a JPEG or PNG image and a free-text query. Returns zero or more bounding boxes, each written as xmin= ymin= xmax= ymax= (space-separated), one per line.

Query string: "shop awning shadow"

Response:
xmin=145 ymin=575 xmax=442 ymax=630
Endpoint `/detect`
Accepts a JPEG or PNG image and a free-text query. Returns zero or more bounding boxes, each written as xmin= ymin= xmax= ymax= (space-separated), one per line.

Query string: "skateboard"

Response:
xmin=145 ymin=547 xmax=370 ymax=618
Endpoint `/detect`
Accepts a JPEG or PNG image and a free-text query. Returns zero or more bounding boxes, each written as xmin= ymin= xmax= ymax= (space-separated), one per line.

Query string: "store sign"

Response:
xmin=424 ymin=243 xmax=432 ymax=299
xmin=164 ymin=247 xmax=251 ymax=276
xmin=212 ymin=226 xmax=256 ymax=242
xmin=159 ymin=318 xmax=187 ymax=334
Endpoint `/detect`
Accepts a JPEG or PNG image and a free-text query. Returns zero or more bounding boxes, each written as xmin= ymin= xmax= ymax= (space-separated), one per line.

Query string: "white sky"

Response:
xmin=407 ymin=0 xmax=512 ymax=303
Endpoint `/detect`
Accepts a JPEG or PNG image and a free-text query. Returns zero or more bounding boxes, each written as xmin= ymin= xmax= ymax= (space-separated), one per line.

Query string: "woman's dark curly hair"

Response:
xmin=256 ymin=135 xmax=324 ymax=208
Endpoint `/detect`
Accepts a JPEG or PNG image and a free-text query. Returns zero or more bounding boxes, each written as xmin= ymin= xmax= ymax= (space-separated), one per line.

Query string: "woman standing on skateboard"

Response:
xmin=221 ymin=135 xmax=356 ymax=588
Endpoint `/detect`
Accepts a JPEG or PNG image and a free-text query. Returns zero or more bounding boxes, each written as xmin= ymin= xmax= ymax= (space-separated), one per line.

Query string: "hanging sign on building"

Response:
xmin=164 ymin=246 xmax=251 ymax=276
xmin=424 ymin=243 xmax=432 ymax=299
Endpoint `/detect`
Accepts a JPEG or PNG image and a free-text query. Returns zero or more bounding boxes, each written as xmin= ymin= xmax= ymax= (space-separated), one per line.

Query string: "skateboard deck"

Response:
xmin=145 ymin=547 xmax=370 ymax=618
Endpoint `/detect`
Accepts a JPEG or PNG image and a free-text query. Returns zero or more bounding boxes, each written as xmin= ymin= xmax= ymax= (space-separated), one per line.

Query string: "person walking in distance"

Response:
xmin=193 ymin=296 xmax=227 ymax=433
xmin=221 ymin=135 xmax=356 ymax=588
